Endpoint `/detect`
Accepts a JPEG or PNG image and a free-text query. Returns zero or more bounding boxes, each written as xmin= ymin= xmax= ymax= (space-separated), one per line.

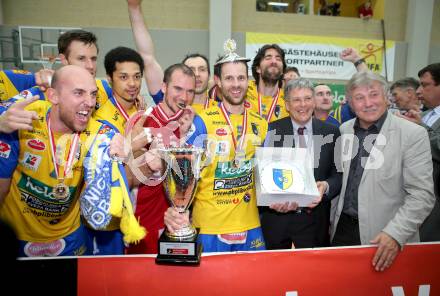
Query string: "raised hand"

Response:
xmin=0 ymin=96 xmax=39 ymax=133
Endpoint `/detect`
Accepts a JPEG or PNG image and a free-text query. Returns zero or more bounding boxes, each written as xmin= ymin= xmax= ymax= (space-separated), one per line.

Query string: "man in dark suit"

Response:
xmin=260 ymin=78 xmax=342 ymax=249
xmin=400 ymin=63 xmax=440 ymax=242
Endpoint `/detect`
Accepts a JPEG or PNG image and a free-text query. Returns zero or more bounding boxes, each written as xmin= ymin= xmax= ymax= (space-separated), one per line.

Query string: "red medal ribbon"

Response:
xmin=258 ymin=87 xmax=280 ymax=121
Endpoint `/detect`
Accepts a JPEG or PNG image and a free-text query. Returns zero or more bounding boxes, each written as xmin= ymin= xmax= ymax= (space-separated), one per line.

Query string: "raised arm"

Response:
xmin=127 ymin=0 xmax=164 ymax=96
xmin=340 ymin=47 xmax=369 ymax=72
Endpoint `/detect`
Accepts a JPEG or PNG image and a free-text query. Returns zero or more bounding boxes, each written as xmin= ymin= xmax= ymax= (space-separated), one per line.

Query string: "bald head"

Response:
xmin=51 ymin=65 xmax=95 ymax=90
xmin=48 ymin=65 xmax=97 ymax=133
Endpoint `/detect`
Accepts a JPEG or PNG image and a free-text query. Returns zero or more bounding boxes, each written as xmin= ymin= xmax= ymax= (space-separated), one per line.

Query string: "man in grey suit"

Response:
xmin=330 ymin=71 xmax=435 ymax=272
xmin=400 ymin=63 xmax=440 ymax=241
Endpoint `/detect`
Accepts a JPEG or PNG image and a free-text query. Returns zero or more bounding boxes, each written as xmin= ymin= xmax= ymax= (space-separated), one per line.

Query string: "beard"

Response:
xmin=221 ymin=89 xmax=245 ymax=106
xmin=261 ymin=67 xmax=282 ymax=87
xmin=58 ymin=105 xmax=86 ymax=133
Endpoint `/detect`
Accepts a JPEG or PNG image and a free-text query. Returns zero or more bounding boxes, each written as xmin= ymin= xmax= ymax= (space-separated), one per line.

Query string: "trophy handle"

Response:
xmin=196 ymin=148 xmax=211 ymax=175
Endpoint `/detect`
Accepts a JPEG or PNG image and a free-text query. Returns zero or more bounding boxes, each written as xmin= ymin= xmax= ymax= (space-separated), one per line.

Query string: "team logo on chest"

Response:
xmin=274 ymin=105 xmax=281 ymax=118
xmin=251 ymin=123 xmax=259 ymax=136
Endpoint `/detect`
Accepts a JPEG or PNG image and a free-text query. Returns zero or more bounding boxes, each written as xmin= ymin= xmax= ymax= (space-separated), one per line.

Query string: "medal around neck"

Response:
xmin=53 ymin=182 xmax=69 ymax=200
xmin=156 ymin=146 xmax=206 ymax=265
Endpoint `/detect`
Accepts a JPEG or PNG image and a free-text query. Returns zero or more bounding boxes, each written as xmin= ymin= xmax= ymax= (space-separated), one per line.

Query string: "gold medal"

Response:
xmin=53 ymin=182 xmax=69 ymax=199
xmin=47 ymin=114 xmax=79 ymax=201
xmin=219 ymin=103 xmax=248 ymax=170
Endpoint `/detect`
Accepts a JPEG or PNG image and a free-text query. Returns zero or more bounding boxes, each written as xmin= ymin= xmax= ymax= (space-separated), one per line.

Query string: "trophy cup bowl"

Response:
xmin=39 ymin=54 xmax=57 ymax=87
xmin=156 ymin=146 xmax=205 ymax=265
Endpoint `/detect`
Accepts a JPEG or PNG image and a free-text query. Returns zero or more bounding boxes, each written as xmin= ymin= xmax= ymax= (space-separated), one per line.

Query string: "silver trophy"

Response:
xmin=156 ymin=146 xmax=205 ymax=265
xmin=39 ymin=54 xmax=56 ymax=87
xmin=161 ymin=146 xmax=204 ymax=239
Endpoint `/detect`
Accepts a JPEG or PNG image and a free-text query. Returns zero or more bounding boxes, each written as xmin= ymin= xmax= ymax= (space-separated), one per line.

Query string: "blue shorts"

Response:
xmin=84 ymin=227 xmax=124 ymax=255
xmin=198 ymin=227 xmax=266 ymax=253
xmin=18 ymin=224 xmax=88 ymax=257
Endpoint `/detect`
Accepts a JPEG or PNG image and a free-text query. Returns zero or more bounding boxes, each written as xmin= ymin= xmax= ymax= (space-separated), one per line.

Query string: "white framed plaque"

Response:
xmin=255 ymin=147 xmax=319 ymax=207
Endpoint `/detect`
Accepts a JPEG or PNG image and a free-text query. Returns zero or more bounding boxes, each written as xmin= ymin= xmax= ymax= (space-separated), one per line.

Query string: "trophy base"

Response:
xmin=155 ymin=231 xmax=202 ymax=266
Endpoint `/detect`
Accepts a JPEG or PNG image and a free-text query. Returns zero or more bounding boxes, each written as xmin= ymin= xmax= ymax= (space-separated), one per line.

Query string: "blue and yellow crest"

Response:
xmin=273 ymin=168 xmax=293 ymax=190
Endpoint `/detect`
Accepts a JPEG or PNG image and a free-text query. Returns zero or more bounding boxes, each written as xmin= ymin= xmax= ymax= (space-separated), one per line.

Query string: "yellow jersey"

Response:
xmin=245 ymin=80 xmax=288 ymax=123
xmin=0 ymin=100 xmax=116 ymax=242
xmin=187 ymin=104 xmax=268 ymax=234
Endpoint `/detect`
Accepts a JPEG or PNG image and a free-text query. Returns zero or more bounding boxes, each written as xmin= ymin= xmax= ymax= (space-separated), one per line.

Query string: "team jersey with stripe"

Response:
xmin=0 ymin=100 xmax=117 ymax=242
xmin=187 ymin=105 xmax=268 ymax=234
xmin=245 ymin=80 xmax=288 ymax=123
xmin=133 ymin=104 xmax=183 ymax=234
xmin=0 ymin=70 xmax=36 ymax=101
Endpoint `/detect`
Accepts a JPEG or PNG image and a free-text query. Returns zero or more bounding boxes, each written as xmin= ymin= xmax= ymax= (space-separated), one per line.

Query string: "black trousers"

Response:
xmin=331 ymin=212 xmax=361 ymax=246
xmin=260 ymin=207 xmax=318 ymax=249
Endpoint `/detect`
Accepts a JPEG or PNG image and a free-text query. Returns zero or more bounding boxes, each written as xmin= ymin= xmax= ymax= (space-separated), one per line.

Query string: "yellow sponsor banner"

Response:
xmin=246 ymin=32 xmax=395 ymax=80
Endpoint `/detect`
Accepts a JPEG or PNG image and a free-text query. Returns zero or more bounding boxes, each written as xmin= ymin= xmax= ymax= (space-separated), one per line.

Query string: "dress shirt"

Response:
xmin=342 ymin=111 xmax=387 ymax=218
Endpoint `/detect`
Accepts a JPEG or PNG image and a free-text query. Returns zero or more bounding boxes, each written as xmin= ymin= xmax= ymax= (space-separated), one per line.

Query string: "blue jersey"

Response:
xmin=328 ymin=104 xmax=356 ymax=126
xmin=0 ymin=70 xmax=36 ymax=101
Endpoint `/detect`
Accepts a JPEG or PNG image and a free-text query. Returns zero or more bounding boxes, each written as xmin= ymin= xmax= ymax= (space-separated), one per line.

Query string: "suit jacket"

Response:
xmin=420 ymin=110 xmax=440 ymax=241
xmin=421 ymin=110 xmax=440 ymax=196
xmin=262 ymin=116 xmax=342 ymax=247
xmin=264 ymin=117 xmax=342 ymax=201
xmin=330 ymin=112 xmax=436 ymax=246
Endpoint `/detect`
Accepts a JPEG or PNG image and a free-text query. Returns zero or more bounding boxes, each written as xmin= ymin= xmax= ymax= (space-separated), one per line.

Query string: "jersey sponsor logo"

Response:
xmin=215 ymin=160 xmax=252 ymax=178
xmin=213 ymin=174 xmax=252 ymax=190
xmin=214 ymin=186 xmax=251 ymax=197
xmin=206 ymin=110 xmax=220 ymax=116
xmin=27 ymin=139 xmax=46 ymax=151
xmin=212 ymin=120 xmax=226 ymax=126
xmin=25 ymin=129 xmax=45 ymax=137
xmin=216 ymin=197 xmax=240 ymax=205
xmin=215 ymin=140 xmax=230 ymax=155
xmin=24 ymin=239 xmax=66 ymax=257
xmin=21 ymin=192 xmax=70 ymax=215
xmin=250 ymin=237 xmax=265 ymax=249
xmin=21 ymin=152 xmax=42 ymax=171
xmin=18 ymin=173 xmax=74 ymax=202
xmin=243 ymin=192 xmax=251 ymax=203
xmin=216 ymin=128 xmax=228 ymax=136
xmin=0 ymin=140 xmax=11 ymax=158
